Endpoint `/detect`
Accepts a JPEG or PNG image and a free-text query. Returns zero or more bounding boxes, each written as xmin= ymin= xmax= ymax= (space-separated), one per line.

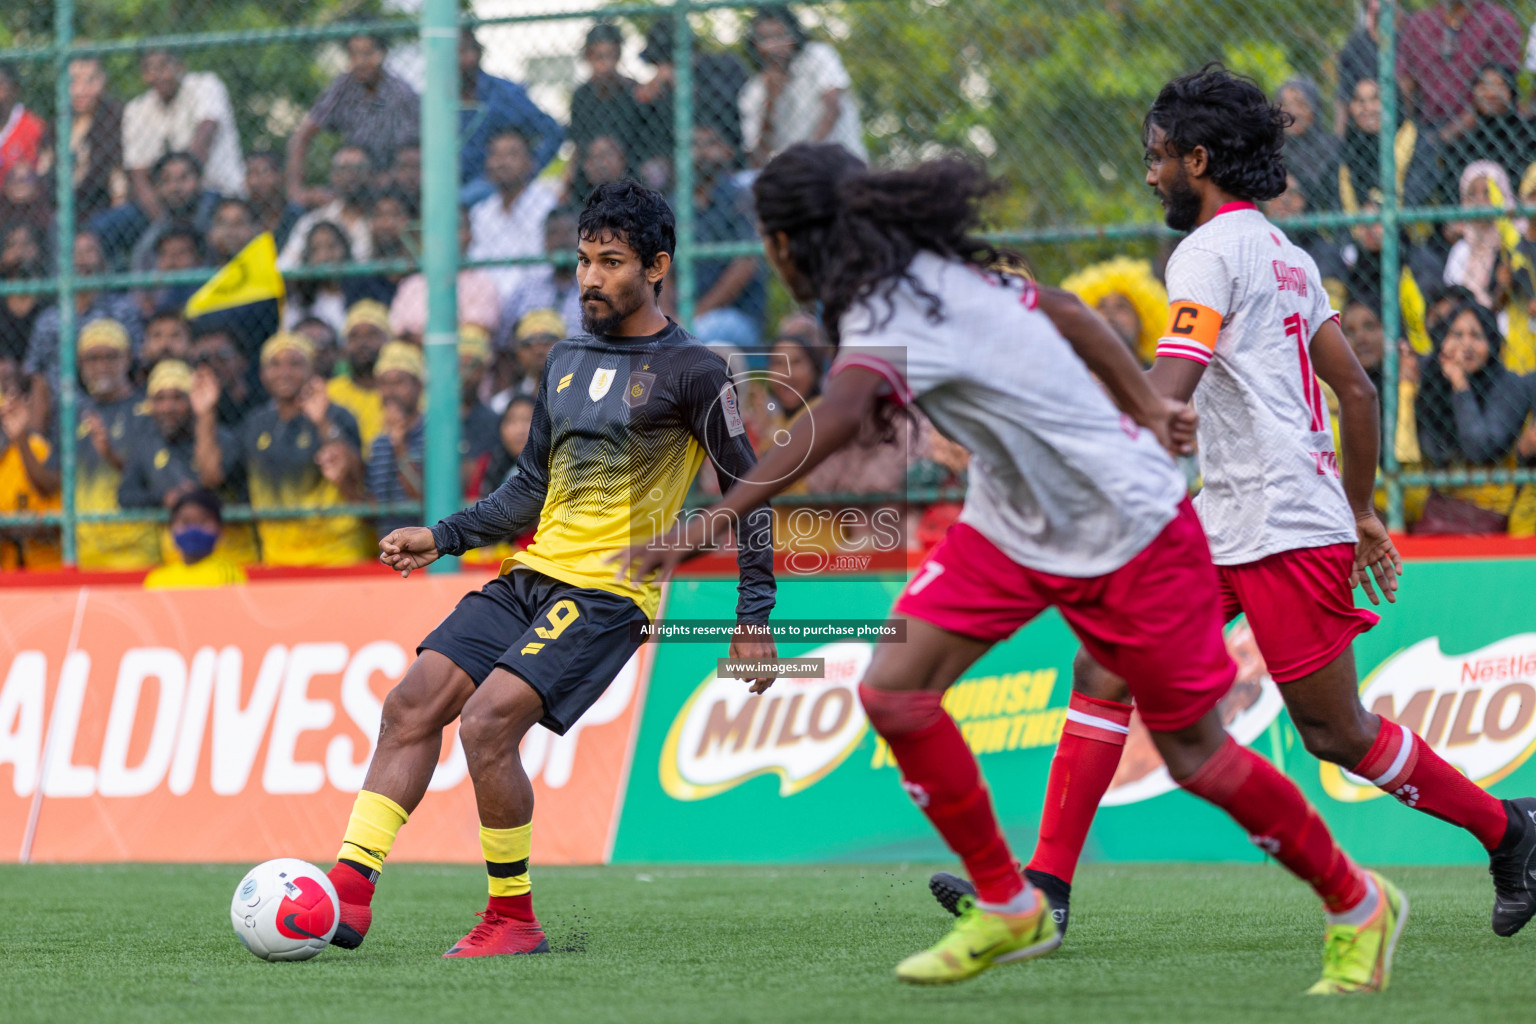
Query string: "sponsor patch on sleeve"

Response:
xmin=720 ymin=382 xmax=746 ymax=437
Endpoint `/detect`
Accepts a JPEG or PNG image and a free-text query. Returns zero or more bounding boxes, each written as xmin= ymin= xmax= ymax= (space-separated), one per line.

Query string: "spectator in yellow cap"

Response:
xmin=143 ymin=488 xmax=248 ymax=589
xmin=489 ymin=307 xmax=565 ymax=413
xmin=73 ymin=316 xmax=160 ymax=570
xmin=367 ymin=341 xmax=426 ymax=538
xmin=458 ymin=325 xmax=500 ymax=496
xmin=1059 ymin=256 xmax=1169 ymax=367
xmin=206 ymin=331 xmax=375 ymax=566
xmin=118 ymin=359 xmax=241 ymax=569
xmin=328 ymin=298 xmax=392 ymax=448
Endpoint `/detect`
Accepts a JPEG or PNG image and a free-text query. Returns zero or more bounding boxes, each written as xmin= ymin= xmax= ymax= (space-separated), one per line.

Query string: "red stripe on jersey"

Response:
xmin=829 ymin=352 xmax=913 ymax=405
xmin=1155 ymin=340 xmax=1213 ymax=365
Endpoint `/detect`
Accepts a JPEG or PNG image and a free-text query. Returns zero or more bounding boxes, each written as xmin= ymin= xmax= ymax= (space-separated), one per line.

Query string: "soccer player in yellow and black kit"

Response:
xmin=325 ymin=181 xmax=778 ymax=958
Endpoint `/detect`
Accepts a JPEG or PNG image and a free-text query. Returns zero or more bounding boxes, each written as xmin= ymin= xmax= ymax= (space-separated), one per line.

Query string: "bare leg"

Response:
xmin=861 ymin=616 xmax=990 ymax=695
xmin=1276 ymin=647 xmax=1379 ymax=767
xmin=361 ymin=650 xmax=478 ymax=814
xmin=457 ymin=667 xmax=547 ymax=828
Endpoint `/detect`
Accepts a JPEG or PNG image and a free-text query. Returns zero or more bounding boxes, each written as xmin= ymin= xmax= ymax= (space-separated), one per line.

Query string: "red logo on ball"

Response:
xmin=275 ymin=877 xmax=336 ymax=940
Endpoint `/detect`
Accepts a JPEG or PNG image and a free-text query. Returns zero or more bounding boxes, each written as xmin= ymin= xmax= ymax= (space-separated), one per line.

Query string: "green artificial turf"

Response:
xmin=1 ymin=863 xmax=1531 ymax=1023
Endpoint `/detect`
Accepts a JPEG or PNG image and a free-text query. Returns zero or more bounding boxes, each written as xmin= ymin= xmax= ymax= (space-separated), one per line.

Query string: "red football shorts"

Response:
xmin=893 ymin=499 xmax=1235 ymax=731
xmin=1216 ymin=542 xmax=1379 ymax=683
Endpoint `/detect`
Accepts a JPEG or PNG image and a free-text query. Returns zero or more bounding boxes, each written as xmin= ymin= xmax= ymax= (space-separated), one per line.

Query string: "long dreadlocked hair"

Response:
xmin=752 ymin=143 xmax=1011 ymax=345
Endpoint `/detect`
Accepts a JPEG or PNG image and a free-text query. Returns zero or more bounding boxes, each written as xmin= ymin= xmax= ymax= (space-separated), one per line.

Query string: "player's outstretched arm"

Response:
xmin=611 ymin=364 xmax=886 ymax=583
xmin=1310 ymin=316 xmax=1401 ymax=605
xmin=1036 ymin=286 xmax=1196 ymax=456
xmin=429 ymin=372 xmax=555 ymax=557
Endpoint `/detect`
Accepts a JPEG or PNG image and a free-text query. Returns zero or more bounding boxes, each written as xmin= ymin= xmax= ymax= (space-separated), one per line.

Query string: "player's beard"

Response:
xmin=580 ymin=281 xmax=647 ymax=335
xmin=1158 ymin=169 xmax=1202 ymax=232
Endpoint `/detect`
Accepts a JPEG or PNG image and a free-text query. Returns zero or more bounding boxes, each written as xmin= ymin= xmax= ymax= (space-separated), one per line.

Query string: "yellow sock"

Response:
xmin=481 ymin=823 xmax=532 ymax=897
xmin=336 ymin=790 xmax=409 ymax=874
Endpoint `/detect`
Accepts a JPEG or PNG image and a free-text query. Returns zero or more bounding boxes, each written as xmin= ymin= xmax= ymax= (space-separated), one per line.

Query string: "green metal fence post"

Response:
xmin=421 ymin=0 xmax=461 ymax=571
xmin=1376 ymin=1 xmax=1404 ymax=531
xmin=672 ymin=1 xmax=696 ymax=329
xmin=54 ymin=0 xmax=78 ymax=566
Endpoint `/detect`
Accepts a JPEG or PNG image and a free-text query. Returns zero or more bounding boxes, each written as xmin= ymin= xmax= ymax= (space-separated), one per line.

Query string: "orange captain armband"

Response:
xmin=1155 ymin=301 xmax=1223 ymax=366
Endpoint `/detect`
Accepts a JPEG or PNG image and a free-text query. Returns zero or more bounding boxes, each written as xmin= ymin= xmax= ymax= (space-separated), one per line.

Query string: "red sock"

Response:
xmin=329 ymin=860 xmax=376 ymax=906
xmin=487 ymin=893 xmax=537 ymax=922
xmin=1180 ymin=737 xmax=1367 ymax=913
xmin=1027 ymin=692 xmax=1131 ymax=883
xmin=860 ymin=685 xmax=1023 ymax=904
xmin=1353 ymin=718 xmax=1508 ymax=849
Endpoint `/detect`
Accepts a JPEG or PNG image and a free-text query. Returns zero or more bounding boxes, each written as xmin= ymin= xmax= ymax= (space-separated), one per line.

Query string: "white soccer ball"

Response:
xmin=230 ymin=858 xmax=340 ymax=961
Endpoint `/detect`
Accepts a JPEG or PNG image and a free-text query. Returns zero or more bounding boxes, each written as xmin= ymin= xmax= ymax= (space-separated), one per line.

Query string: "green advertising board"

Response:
xmin=613 ymin=561 xmax=1536 ymax=866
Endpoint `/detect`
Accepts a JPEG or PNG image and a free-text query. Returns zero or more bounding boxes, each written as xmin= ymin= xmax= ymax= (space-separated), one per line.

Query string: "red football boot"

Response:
xmin=442 ymin=898 xmax=549 ymax=959
xmin=327 ymin=861 xmax=376 ymax=949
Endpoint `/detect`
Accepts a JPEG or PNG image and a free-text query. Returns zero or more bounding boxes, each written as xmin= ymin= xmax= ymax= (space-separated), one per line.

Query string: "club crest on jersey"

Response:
xmin=624 ymin=371 xmax=657 ymax=409
xmin=589 ymin=367 xmax=617 ymax=401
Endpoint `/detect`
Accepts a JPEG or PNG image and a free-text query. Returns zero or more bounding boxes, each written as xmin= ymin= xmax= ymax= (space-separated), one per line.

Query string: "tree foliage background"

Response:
xmin=0 ymin=0 xmax=1475 ymax=283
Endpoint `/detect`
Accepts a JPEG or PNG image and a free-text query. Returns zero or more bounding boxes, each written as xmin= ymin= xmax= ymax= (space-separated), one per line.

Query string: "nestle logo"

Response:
xmin=1460 ymin=652 xmax=1536 ymax=685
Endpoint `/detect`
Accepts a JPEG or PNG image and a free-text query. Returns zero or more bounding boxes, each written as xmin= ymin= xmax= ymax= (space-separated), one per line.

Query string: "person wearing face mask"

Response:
xmin=684 ymin=122 xmax=765 ymax=347
xmin=143 ymin=488 xmax=247 ymax=588
xmin=1414 ymin=301 xmax=1529 ymax=532
xmin=117 ymin=359 xmax=244 ymax=566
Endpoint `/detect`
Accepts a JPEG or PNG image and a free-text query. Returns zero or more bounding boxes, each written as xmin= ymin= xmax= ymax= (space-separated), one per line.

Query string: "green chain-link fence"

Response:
xmin=2 ymin=1 xmax=1535 ymax=571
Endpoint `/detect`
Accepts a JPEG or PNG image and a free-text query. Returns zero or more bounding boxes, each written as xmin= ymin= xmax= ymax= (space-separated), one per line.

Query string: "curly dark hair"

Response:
xmin=1144 ymin=64 xmax=1291 ymax=203
xmin=752 ymin=142 xmax=1007 ymax=344
xmin=578 ymin=180 xmax=676 ymax=297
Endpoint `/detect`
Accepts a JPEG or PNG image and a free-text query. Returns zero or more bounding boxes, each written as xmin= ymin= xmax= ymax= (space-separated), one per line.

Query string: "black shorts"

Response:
xmin=419 ymin=567 xmax=650 ymax=735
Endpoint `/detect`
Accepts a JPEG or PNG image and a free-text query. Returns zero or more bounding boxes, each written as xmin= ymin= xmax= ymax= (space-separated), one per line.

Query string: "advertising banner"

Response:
xmin=615 ymin=562 xmax=1536 ymax=866
xmin=0 ymin=576 xmax=644 ymax=864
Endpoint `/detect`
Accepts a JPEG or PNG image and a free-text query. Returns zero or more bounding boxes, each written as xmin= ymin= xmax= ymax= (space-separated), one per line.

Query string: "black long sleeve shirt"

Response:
xmin=432 ymin=320 xmax=774 ymax=623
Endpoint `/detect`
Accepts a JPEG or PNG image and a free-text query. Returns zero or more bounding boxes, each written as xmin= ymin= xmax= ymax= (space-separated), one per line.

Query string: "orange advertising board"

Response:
xmin=0 ymin=575 xmax=648 ymax=864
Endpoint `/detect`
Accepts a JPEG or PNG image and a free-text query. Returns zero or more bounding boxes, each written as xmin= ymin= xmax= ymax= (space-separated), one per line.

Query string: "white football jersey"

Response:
xmin=834 ymin=252 xmax=1186 ymax=578
xmin=1155 ymin=203 xmax=1359 ymax=565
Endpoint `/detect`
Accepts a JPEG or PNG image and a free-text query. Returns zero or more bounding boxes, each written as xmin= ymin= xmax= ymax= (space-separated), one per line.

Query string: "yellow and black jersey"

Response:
xmin=431 ymin=320 xmax=774 ymax=621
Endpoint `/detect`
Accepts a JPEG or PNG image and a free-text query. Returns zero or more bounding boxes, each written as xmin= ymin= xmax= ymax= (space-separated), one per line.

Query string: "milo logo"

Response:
xmin=1322 ymin=636 xmax=1536 ymax=801
xmin=659 ymin=642 xmax=871 ymax=800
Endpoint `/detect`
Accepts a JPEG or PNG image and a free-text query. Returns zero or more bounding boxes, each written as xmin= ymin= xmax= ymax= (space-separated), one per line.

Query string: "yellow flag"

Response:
xmin=184 ymin=232 xmax=285 ymax=319
xmin=1399 ymin=266 xmax=1430 ymax=356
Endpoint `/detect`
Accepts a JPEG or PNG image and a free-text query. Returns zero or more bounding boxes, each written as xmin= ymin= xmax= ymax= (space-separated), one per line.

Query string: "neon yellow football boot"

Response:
xmin=895 ymin=889 xmax=1061 ymax=985
xmin=1306 ymin=872 xmax=1409 ymax=995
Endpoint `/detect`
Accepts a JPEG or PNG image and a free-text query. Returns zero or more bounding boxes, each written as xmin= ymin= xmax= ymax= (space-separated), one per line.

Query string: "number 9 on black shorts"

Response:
xmin=418 ymin=567 xmax=651 ymax=735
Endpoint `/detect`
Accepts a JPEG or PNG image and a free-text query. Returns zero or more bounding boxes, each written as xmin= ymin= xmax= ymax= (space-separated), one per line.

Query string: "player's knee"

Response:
xmin=1293 ymin=716 xmax=1372 ymax=767
xmin=858 ymin=684 xmax=944 ymax=739
xmin=1072 ymin=650 xmax=1131 ymax=703
xmin=380 ymin=662 xmax=468 ymax=744
xmin=457 ymin=700 xmax=510 ymax=754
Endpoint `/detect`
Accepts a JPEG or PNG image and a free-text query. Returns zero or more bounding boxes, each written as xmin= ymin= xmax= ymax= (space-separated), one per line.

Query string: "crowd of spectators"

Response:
xmin=1246 ymin=0 xmax=1536 ymax=535
xmin=0 ymin=7 xmax=887 ymax=572
xmin=13 ymin=1 xmax=1536 ymax=573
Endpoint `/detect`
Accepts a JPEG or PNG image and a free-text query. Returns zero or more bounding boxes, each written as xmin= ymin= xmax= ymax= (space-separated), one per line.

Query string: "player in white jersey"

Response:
xmin=617 ymin=142 xmax=1400 ymax=994
xmin=932 ymin=66 xmax=1536 ymax=964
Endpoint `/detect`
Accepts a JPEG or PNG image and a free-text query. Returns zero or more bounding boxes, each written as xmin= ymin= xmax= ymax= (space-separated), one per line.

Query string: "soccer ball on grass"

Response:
xmin=230 ymin=858 xmax=339 ymax=961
